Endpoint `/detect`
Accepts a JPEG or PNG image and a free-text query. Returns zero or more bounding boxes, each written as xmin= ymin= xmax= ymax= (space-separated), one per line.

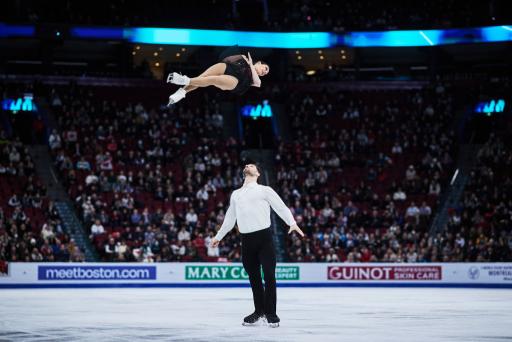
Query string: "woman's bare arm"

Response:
xmin=242 ymin=53 xmax=261 ymax=87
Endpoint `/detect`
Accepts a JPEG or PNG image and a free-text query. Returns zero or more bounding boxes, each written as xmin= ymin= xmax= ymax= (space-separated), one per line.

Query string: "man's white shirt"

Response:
xmin=214 ymin=182 xmax=296 ymax=241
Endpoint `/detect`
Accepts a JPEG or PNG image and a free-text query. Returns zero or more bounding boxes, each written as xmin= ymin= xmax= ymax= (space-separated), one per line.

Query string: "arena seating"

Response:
xmin=2 ymin=0 xmax=503 ymax=31
xmin=444 ymin=131 xmax=512 ymax=261
xmin=277 ymin=85 xmax=457 ymax=262
xmin=46 ymin=84 xmax=244 ymax=261
xmin=0 ymin=130 xmax=83 ymax=262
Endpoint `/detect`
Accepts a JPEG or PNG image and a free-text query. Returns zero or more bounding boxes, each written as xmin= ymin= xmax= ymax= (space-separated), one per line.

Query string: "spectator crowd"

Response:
xmin=3 ymin=76 xmax=510 ymax=265
xmin=0 ymin=128 xmax=84 ymax=264
xmin=47 ymin=84 xmax=244 ymax=262
xmin=3 ymin=0 xmax=503 ymax=31
xmin=276 ymin=85 xmax=458 ymax=262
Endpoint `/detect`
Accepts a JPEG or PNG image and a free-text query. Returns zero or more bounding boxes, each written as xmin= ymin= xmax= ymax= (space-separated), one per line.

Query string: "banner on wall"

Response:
xmin=327 ymin=266 xmax=442 ymax=281
xmin=464 ymin=264 xmax=512 ymax=282
xmin=184 ymin=265 xmax=300 ymax=281
xmin=0 ymin=262 xmax=511 ymax=288
xmin=37 ymin=265 xmax=157 ymax=281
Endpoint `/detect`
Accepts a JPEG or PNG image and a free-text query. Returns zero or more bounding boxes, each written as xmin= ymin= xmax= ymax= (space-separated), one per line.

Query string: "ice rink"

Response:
xmin=0 ymin=287 xmax=511 ymax=342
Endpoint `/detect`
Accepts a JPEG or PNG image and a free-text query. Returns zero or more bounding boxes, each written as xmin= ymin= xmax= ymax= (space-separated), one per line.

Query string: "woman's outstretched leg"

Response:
xmin=183 ymin=63 xmax=227 ymax=93
xmin=167 ymin=63 xmax=234 ymax=105
xmin=188 ymin=75 xmax=238 ymax=91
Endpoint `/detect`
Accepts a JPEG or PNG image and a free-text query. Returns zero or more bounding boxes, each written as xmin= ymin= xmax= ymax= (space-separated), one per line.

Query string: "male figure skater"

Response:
xmin=211 ymin=163 xmax=304 ymax=327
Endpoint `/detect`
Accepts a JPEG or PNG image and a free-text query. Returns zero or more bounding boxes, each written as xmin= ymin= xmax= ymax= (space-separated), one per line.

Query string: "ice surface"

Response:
xmin=0 ymin=287 xmax=511 ymax=342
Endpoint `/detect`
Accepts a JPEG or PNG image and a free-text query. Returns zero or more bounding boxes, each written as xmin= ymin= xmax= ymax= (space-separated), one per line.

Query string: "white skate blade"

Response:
xmin=167 ymin=90 xmax=185 ymax=106
xmin=242 ymin=317 xmax=264 ymax=326
xmin=166 ymin=73 xmax=173 ymax=83
xmin=242 ymin=322 xmax=258 ymax=327
xmin=268 ymin=322 xmax=279 ymax=328
xmin=167 ymin=96 xmax=178 ymax=107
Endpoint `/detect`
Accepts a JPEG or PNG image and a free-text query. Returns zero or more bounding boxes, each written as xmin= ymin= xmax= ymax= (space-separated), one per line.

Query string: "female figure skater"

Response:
xmin=167 ymin=52 xmax=269 ymax=105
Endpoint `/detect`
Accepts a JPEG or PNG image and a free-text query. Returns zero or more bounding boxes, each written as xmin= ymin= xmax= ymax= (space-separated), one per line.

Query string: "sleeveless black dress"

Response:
xmin=219 ymin=46 xmax=253 ymax=95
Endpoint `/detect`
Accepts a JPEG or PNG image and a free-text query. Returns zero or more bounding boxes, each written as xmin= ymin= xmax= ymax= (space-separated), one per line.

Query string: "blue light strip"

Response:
xmin=346 ymin=25 xmax=512 ymax=47
xmin=126 ymin=25 xmax=512 ymax=48
xmin=0 ymin=23 xmax=35 ymax=38
xmin=419 ymin=31 xmax=434 ymax=46
xmin=70 ymin=27 xmax=124 ymax=40
xmin=126 ymin=27 xmax=334 ymax=48
xmin=1 ymin=22 xmax=512 ymax=48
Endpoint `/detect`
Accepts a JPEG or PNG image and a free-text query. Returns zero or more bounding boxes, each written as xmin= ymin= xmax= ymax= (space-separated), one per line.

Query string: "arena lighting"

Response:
xmin=2 ymin=94 xmax=37 ymax=113
xmin=126 ymin=25 xmax=512 ymax=47
xmin=450 ymin=169 xmax=459 ymax=186
xmin=345 ymin=25 xmax=512 ymax=47
xmin=474 ymin=99 xmax=506 ymax=115
xmin=0 ymin=23 xmax=35 ymax=37
xmin=241 ymin=100 xmax=273 ymax=118
xmin=2 ymin=23 xmax=512 ymax=47
xmin=104 ymin=26 xmax=512 ymax=49
xmin=128 ymin=28 xmax=334 ymax=48
xmin=69 ymin=27 xmax=124 ymax=39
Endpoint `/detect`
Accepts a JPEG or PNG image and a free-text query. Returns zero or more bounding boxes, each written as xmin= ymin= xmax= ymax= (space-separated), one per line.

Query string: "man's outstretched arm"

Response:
xmin=265 ymin=186 xmax=304 ymax=237
xmin=211 ymin=195 xmax=237 ymax=247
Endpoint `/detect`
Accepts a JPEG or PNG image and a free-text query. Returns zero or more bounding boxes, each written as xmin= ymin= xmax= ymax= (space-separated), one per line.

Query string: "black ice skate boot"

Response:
xmin=265 ymin=313 xmax=280 ymax=328
xmin=242 ymin=312 xmax=263 ymax=326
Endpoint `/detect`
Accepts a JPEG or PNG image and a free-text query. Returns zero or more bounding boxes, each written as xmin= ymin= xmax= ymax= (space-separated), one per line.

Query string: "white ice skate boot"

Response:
xmin=167 ymin=72 xmax=190 ymax=86
xmin=167 ymin=88 xmax=186 ymax=106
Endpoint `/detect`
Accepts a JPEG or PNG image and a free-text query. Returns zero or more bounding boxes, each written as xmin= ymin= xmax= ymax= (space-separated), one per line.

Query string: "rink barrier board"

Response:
xmin=1 ymin=283 xmax=512 ymax=289
xmin=1 ymin=262 xmax=511 ymax=289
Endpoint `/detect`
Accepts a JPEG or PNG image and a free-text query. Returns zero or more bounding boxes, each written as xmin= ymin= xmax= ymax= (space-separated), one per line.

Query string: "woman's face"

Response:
xmin=255 ymin=62 xmax=269 ymax=76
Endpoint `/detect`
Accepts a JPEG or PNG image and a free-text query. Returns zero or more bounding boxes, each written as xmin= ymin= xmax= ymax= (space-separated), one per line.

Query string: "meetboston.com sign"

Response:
xmin=38 ymin=265 xmax=156 ymax=281
xmin=185 ymin=265 xmax=300 ymax=281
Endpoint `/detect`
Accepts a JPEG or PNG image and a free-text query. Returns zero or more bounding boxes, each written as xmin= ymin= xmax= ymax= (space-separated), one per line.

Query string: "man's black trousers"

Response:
xmin=241 ymin=228 xmax=277 ymax=315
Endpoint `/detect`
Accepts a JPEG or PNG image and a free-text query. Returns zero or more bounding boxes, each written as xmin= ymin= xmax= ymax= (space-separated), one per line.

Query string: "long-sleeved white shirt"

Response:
xmin=215 ymin=182 xmax=296 ymax=241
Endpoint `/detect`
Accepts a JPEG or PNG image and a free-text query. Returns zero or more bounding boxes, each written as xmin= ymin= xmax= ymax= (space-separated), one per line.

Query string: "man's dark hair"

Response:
xmin=253 ymin=163 xmax=262 ymax=175
xmin=242 ymin=162 xmax=262 ymax=179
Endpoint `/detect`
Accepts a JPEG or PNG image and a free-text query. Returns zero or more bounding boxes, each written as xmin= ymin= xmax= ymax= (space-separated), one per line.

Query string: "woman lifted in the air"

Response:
xmin=166 ymin=49 xmax=269 ymax=105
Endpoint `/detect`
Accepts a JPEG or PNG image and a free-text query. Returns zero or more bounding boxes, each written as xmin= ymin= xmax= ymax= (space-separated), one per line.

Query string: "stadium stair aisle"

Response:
xmin=55 ymin=202 xmax=98 ymax=261
xmin=429 ymin=144 xmax=482 ymax=235
xmin=28 ymin=145 xmax=99 ymax=261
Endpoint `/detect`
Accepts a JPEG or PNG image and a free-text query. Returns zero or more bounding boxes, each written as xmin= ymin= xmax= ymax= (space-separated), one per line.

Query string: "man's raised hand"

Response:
xmin=288 ymin=224 xmax=304 ymax=238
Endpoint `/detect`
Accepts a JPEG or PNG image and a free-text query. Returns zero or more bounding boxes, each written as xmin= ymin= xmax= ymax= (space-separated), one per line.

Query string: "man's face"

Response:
xmin=243 ymin=164 xmax=260 ymax=178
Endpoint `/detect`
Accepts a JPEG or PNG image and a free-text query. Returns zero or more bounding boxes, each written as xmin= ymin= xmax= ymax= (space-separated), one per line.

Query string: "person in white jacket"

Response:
xmin=211 ymin=163 xmax=304 ymax=327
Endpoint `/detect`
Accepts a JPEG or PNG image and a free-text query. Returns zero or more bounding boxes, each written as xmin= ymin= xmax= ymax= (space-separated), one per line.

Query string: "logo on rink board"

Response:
xmin=473 ymin=265 xmax=512 ymax=281
xmin=185 ymin=266 xmax=300 ymax=280
xmin=327 ymin=266 xmax=442 ymax=281
xmin=38 ymin=266 xmax=156 ymax=280
xmin=468 ymin=266 xmax=480 ymax=280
